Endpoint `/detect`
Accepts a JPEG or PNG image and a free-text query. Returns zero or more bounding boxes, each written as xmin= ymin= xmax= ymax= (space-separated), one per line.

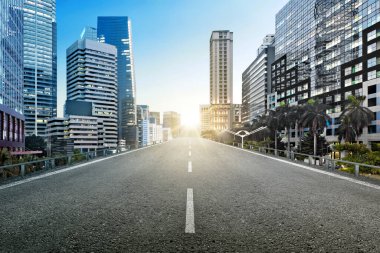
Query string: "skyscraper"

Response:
xmin=205 ymin=30 xmax=239 ymax=131
xmin=0 ymin=0 xmax=25 ymax=150
xmin=66 ymin=39 xmax=118 ymax=148
xmin=23 ymin=0 xmax=57 ymax=137
xmin=242 ymin=35 xmax=275 ymax=123
xmin=97 ymin=16 xmax=137 ymax=147
xmin=210 ymin=30 xmax=233 ymax=104
xmin=80 ymin=26 xmax=98 ymax=41
xmin=163 ymin=111 xmax=181 ymax=137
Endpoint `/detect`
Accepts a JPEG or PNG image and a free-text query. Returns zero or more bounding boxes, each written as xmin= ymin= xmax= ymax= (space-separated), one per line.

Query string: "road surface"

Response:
xmin=0 ymin=137 xmax=380 ymax=252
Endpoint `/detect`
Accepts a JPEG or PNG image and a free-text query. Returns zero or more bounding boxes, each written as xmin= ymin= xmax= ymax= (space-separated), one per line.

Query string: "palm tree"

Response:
xmin=292 ymin=104 xmax=306 ymax=150
xmin=267 ymin=108 xmax=282 ymax=152
xmin=341 ymin=95 xmax=374 ymax=143
xmin=301 ymin=99 xmax=331 ymax=156
xmin=337 ymin=115 xmax=356 ymax=143
xmin=277 ymin=104 xmax=298 ymax=154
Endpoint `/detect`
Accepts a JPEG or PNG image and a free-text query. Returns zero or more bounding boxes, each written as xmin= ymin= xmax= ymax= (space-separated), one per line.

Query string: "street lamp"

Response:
xmin=223 ymin=127 xmax=267 ymax=148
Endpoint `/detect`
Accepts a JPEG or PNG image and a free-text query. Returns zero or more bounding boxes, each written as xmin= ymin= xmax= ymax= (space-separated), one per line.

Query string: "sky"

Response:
xmin=56 ymin=0 xmax=289 ymax=126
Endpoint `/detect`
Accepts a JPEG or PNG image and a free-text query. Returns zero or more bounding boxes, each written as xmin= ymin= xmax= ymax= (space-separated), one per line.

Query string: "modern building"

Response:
xmin=23 ymin=0 xmax=57 ymax=137
xmin=149 ymin=117 xmax=163 ymax=145
xmin=205 ymin=30 xmax=241 ymax=131
xmin=210 ymin=30 xmax=233 ymax=104
xmin=46 ymin=115 xmax=104 ymax=156
xmin=242 ymin=35 xmax=275 ymax=124
xmin=80 ymin=26 xmax=98 ymax=41
xmin=271 ymin=0 xmax=380 ymax=148
xmin=149 ymin=111 xmax=161 ymax=125
xmin=137 ymin=105 xmax=150 ymax=147
xmin=0 ymin=0 xmax=25 ymax=150
xmin=200 ymin=105 xmax=211 ymax=132
xmin=162 ymin=128 xmax=173 ymax=142
xmin=97 ymin=16 xmax=137 ymax=147
xmin=163 ymin=111 xmax=181 ymax=137
xmin=66 ymin=39 xmax=118 ymax=148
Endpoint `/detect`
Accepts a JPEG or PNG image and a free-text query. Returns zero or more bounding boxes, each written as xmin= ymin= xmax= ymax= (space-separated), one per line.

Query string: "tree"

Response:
xmin=337 ymin=115 xmax=356 ymax=143
xmin=267 ymin=109 xmax=282 ymax=151
xmin=277 ymin=104 xmax=298 ymax=153
xmin=301 ymin=99 xmax=331 ymax=156
xmin=340 ymin=95 xmax=374 ymax=143
xmin=25 ymin=135 xmax=46 ymax=152
xmin=0 ymin=148 xmax=11 ymax=166
xmin=299 ymin=133 xmax=330 ymax=156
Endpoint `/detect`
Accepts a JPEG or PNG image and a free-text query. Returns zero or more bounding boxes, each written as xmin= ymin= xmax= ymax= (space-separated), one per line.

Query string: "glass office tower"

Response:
xmin=0 ymin=0 xmax=25 ymax=150
xmin=97 ymin=16 xmax=137 ymax=147
xmin=23 ymin=0 xmax=57 ymax=137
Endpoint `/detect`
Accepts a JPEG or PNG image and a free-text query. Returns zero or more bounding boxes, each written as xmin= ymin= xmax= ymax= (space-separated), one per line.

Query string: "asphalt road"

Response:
xmin=1 ymin=137 xmax=380 ymax=252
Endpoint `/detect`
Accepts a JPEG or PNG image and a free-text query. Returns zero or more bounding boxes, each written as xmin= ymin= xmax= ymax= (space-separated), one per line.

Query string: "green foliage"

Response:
xmin=0 ymin=148 xmax=11 ymax=166
xmin=299 ymin=133 xmax=329 ymax=156
xmin=339 ymin=95 xmax=374 ymax=142
xmin=201 ymin=130 xmax=217 ymax=140
xmin=333 ymin=143 xmax=370 ymax=155
xmin=72 ymin=149 xmax=86 ymax=162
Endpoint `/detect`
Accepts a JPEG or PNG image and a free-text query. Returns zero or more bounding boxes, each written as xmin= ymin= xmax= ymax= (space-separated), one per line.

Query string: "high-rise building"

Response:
xmin=66 ymin=39 xmax=118 ymax=148
xmin=23 ymin=0 xmax=57 ymax=137
xmin=97 ymin=16 xmax=137 ymax=146
xmin=242 ymin=35 xmax=275 ymax=123
xmin=149 ymin=112 xmax=161 ymax=125
xmin=0 ymin=0 xmax=25 ymax=150
xmin=210 ymin=30 xmax=233 ymax=104
xmin=272 ymin=0 xmax=380 ymax=147
xmin=80 ymin=26 xmax=98 ymax=41
xmin=163 ymin=111 xmax=181 ymax=137
xmin=137 ymin=105 xmax=150 ymax=147
xmin=206 ymin=30 xmax=241 ymax=131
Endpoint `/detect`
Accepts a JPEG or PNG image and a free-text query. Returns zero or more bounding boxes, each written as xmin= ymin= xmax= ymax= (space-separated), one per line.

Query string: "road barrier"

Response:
xmin=245 ymin=146 xmax=380 ymax=179
xmin=0 ymin=144 xmax=158 ymax=183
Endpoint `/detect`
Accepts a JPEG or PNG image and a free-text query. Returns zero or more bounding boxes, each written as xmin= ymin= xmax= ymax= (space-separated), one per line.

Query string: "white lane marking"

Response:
xmin=0 ymin=144 xmax=165 ymax=191
xmin=213 ymin=141 xmax=380 ymax=191
xmin=185 ymin=188 xmax=195 ymax=233
xmin=188 ymin=161 xmax=192 ymax=173
xmin=189 ymin=151 xmax=192 ymax=157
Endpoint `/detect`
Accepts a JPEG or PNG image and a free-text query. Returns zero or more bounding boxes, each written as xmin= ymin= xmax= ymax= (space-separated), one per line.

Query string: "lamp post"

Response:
xmin=223 ymin=127 xmax=267 ymax=148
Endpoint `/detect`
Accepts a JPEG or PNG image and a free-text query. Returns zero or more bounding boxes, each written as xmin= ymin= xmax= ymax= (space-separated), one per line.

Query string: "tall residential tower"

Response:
xmin=210 ymin=31 xmax=233 ymax=104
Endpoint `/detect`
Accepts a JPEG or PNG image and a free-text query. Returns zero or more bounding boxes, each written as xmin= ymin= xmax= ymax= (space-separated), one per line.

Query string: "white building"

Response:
xmin=66 ymin=39 xmax=118 ymax=148
xmin=46 ymin=115 xmax=104 ymax=156
xmin=210 ymin=30 xmax=233 ymax=104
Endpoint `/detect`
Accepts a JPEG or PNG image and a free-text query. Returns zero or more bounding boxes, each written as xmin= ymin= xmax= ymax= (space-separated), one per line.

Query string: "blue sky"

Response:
xmin=56 ymin=0 xmax=289 ymax=125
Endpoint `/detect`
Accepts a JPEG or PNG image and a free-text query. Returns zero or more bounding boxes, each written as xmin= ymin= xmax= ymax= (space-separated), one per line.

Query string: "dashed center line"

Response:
xmin=188 ymin=161 xmax=192 ymax=172
xmin=189 ymin=151 xmax=191 ymax=157
xmin=185 ymin=188 xmax=195 ymax=233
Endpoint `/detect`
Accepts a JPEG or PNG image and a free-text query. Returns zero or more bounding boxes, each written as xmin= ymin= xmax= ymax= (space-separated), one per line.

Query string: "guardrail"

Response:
xmin=246 ymin=145 xmax=380 ymax=178
xmin=0 ymin=144 xmax=154 ymax=182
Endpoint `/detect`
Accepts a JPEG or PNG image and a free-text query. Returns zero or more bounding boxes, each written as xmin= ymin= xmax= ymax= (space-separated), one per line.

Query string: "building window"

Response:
xmin=335 ymin=94 xmax=341 ymax=102
xmin=345 ymin=67 xmax=351 ymax=76
xmin=368 ymin=85 xmax=377 ymax=94
xmin=368 ymin=70 xmax=376 ymax=80
xmin=368 ymin=125 xmax=377 ymax=134
xmin=345 ymin=91 xmax=352 ymax=99
xmin=368 ymin=30 xmax=377 ymax=41
xmin=368 ymin=57 xmax=377 ymax=68
xmin=368 ymin=98 xmax=377 ymax=107
xmin=368 ymin=43 xmax=377 ymax=54
xmin=345 ymin=78 xmax=352 ymax=87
